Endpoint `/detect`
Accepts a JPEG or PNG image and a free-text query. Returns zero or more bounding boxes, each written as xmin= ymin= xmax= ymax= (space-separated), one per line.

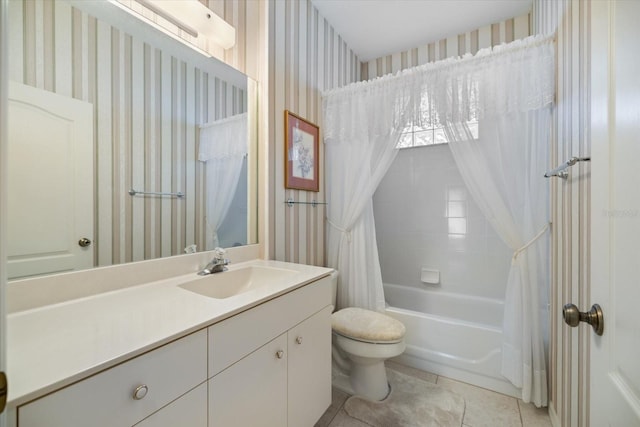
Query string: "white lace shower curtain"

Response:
xmin=323 ymin=78 xmax=415 ymax=312
xmin=322 ymin=35 xmax=554 ymax=407
xmin=198 ymin=113 xmax=247 ymax=249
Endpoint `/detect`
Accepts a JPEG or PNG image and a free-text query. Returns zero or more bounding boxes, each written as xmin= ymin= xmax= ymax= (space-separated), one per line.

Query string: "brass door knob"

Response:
xmin=563 ymin=303 xmax=604 ymax=336
xmin=0 ymin=371 xmax=7 ymax=414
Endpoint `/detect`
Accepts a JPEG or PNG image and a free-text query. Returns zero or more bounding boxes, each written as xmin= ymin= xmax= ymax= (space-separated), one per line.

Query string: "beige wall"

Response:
xmin=267 ymin=0 xmax=361 ymax=265
xmin=533 ymin=1 xmax=591 ymax=426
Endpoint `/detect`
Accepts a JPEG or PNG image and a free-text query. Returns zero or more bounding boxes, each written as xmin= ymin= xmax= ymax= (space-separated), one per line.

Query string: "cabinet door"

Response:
xmin=135 ymin=383 xmax=207 ymax=427
xmin=288 ymin=306 xmax=332 ymax=427
xmin=209 ymin=334 xmax=287 ymax=427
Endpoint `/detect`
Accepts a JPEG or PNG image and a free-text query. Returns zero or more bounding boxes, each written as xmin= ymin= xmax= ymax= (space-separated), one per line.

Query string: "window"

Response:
xmin=397 ymin=120 xmax=478 ymax=149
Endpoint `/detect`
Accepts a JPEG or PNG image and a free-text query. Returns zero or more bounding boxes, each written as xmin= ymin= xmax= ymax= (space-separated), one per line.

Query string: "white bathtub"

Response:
xmin=384 ymin=283 xmax=520 ymax=397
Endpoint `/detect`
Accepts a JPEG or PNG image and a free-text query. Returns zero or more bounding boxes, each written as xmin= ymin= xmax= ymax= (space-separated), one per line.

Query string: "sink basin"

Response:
xmin=178 ymin=265 xmax=299 ymax=299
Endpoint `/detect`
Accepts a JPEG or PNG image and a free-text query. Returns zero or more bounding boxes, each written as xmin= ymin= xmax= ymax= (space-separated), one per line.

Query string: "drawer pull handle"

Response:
xmin=276 ymin=350 xmax=284 ymax=359
xmin=133 ymin=384 xmax=149 ymax=400
xmin=295 ymin=336 xmax=303 ymax=345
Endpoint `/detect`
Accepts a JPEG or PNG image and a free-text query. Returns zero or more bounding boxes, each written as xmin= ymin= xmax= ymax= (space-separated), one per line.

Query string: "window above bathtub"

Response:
xmin=397 ymin=100 xmax=479 ymax=149
xmin=397 ymin=120 xmax=478 ymax=149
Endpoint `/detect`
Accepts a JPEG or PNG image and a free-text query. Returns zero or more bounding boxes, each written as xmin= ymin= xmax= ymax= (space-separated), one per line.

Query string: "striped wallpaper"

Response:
xmin=268 ymin=0 xmax=361 ymax=266
xmin=362 ymin=13 xmax=530 ymax=79
xmin=9 ymin=0 xmax=247 ymax=269
xmin=533 ymin=2 xmax=592 ymax=427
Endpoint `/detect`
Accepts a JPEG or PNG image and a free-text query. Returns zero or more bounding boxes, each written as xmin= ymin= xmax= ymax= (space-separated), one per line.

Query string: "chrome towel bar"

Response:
xmin=544 ymin=156 xmax=591 ymax=179
xmin=285 ymin=198 xmax=327 ymax=208
xmin=129 ymin=188 xmax=185 ymax=198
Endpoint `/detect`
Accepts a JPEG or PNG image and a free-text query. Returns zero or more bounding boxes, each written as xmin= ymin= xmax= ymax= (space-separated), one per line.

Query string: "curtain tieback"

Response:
xmin=327 ymin=219 xmax=352 ymax=243
xmin=512 ymin=222 xmax=551 ymax=265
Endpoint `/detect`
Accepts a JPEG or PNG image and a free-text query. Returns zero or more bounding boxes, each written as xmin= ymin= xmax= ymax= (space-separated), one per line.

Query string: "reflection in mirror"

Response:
xmin=6 ymin=0 xmax=257 ymax=280
xmin=199 ymin=113 xmax=248 ymax=250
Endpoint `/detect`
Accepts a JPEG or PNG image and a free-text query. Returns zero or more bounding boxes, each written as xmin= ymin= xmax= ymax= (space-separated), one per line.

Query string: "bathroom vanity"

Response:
xmin=7 ymin=258 xmax=333 ymax=427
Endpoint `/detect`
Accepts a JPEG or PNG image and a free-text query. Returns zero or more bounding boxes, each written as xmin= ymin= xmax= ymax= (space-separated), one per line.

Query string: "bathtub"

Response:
xmin=384 ymin=283 xmax=520 ymax=397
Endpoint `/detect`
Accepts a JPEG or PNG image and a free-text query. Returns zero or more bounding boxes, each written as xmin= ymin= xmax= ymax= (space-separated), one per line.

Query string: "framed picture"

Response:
xmin=285 ymin=110 xmax=320 ymax=192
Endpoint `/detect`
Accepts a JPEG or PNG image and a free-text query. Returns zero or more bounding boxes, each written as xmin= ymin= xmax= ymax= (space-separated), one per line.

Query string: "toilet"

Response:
xmin=329 ymin=271 xmax=406 ymax=401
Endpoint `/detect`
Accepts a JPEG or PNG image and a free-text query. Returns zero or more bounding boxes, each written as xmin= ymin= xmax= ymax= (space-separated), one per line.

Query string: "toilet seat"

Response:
xmin=332 ymin=307 xmax=406 ymax=344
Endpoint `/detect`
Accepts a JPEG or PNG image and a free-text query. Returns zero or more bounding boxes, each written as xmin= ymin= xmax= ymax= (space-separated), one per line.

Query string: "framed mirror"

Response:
xmin=6 ymin=0 xmax=257 ymax=280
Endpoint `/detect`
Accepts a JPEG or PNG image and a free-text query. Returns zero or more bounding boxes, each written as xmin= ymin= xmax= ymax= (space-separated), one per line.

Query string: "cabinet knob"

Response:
xmin=295 ymin=336 xmax=303 ymax=345
xmin=133 ymin=384 xmax=149 ymax=400
xmin=276 ymin=350 xmax=284 ymax=359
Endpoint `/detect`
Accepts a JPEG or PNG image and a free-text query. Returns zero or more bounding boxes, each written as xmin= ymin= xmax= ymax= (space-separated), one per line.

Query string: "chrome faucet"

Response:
xmin=198 ymin=247 xmax=229 ymax=275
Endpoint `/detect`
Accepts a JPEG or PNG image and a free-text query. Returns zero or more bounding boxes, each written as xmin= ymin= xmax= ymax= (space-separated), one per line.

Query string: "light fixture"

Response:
xmin=124 ymin=0 xmax=236 ymax=50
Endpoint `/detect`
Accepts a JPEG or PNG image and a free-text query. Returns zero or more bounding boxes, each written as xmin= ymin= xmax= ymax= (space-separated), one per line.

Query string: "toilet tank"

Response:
xmin=330 ymin=270 xmax=338 ymax=309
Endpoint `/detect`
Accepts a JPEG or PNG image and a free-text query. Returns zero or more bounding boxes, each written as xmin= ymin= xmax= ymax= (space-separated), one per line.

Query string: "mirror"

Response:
xmin=6 ymin=0 xmax=257 ymax=280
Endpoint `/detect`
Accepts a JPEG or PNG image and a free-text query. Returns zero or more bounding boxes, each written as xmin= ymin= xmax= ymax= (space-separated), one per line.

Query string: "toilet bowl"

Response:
xmin=329 ymin=271 xmax=406 ymax=401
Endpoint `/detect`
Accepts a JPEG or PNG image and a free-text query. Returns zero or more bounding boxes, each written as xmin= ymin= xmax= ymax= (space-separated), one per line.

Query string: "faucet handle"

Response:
xmin=213 ymin=247 xmax=226 ymax=259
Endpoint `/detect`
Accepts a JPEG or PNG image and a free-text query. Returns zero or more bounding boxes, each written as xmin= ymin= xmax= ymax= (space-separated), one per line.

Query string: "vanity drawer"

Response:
xmin=18 ymin=330 xmax=207 ymax=427
xmin=135 ymin=382 xmax=207 ymax=427
xmin=208 ymin=276 xmax=331 ymax=376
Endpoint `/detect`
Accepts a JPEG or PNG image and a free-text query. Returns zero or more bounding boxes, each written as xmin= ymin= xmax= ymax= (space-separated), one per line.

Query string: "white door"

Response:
xmin=590 ymin=1 xmax=640 ymax=425
xmin=7 ymin=82 xmax=93 ymax=279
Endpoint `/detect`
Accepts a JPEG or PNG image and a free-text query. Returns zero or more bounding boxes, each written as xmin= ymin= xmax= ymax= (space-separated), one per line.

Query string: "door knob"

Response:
xmin=0 ymin=371 xmax=7 ymax=413
xmin=78 ymin=238 xmax=92 ymax=247
xmin=563 ymin=303 xmax=604 ymax=336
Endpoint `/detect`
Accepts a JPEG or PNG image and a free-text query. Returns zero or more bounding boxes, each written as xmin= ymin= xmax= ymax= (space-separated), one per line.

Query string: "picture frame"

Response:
xmin=284 ymin=110 xmax=320 ymax=192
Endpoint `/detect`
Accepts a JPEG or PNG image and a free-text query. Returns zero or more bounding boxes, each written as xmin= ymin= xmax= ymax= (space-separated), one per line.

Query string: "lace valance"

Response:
xmin=323 ymin=34 xmax=555 ymax=143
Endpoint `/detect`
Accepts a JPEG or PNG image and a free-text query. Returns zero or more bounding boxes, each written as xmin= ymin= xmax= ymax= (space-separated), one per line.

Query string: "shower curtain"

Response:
xmin=198 ymin=113 xmax=247 ymax=249
xmin=323 ymin=78 xmax=415 ymax=312
xmin=322 ymin=35 xmax=555 ymax=406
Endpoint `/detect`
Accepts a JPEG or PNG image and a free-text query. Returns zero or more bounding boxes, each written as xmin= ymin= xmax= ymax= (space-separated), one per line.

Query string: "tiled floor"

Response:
xmin=315 ymin=361 xmax=552 ymax=427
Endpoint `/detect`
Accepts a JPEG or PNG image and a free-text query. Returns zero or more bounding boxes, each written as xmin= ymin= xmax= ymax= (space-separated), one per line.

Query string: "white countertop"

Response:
xmin=7 ymin=259 xmax=333 ymax=407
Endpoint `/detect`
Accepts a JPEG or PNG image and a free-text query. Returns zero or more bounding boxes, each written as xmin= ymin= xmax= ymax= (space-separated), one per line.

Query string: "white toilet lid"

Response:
xmin=332 ymin=307 xmax=406 ymax=343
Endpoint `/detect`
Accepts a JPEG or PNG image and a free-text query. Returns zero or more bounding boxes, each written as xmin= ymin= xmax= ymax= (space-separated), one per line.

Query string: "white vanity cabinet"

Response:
xmin=14 ymin=272 xmax=332 ymax=427
xmin=208 ymin=307 xmax=332 ymax=427
xmin=208 ymin=277 xmax=332 ymax=427
xmin=18 ymin=330 xmax=208 ymax=427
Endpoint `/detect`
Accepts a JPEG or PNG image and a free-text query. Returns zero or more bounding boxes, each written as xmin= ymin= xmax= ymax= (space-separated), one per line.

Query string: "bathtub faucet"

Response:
xmin=198 ymin=247 xmax=229 ymax=275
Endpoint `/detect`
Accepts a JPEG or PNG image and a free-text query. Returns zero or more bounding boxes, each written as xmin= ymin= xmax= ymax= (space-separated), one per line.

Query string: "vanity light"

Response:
xmin=138 ymin=0 xmax=235 ymax=49
xmin=115 ymin=0 xmax=236 ymax=52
